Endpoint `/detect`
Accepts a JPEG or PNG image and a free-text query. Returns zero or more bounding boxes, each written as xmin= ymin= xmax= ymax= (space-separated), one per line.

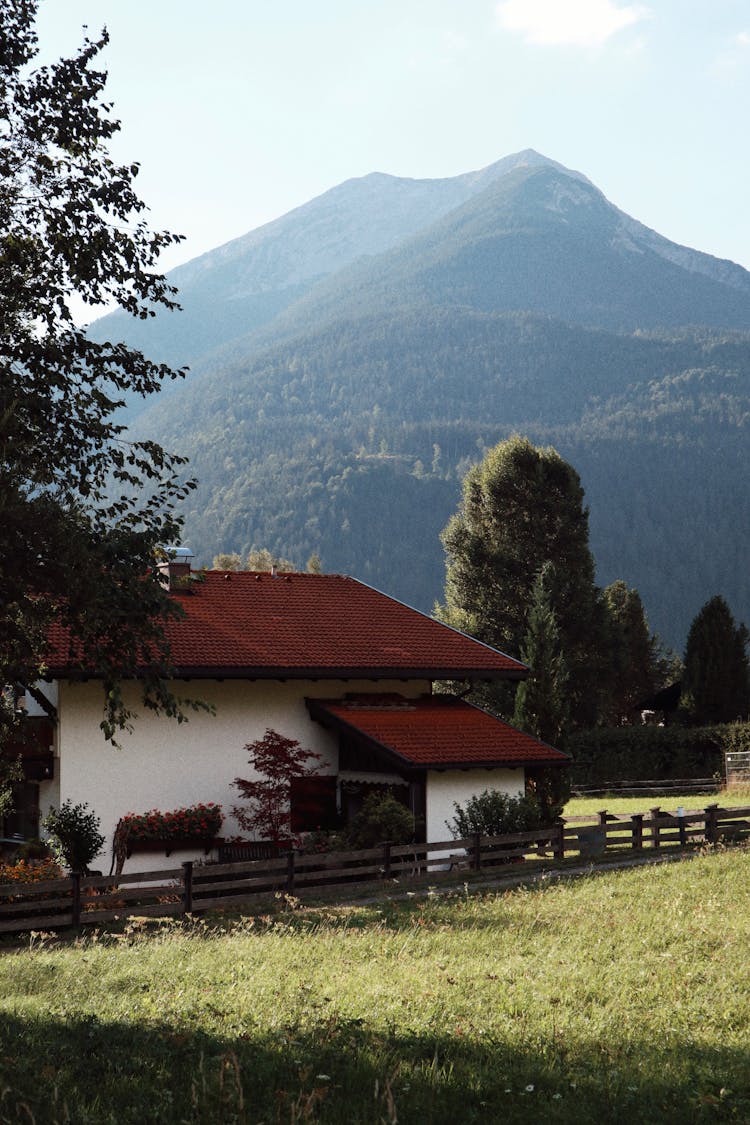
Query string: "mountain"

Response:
xmin=88 ymin=149 xmax=563 ymax=371
xmin=94 ymin=151 xmax=750 ymax=649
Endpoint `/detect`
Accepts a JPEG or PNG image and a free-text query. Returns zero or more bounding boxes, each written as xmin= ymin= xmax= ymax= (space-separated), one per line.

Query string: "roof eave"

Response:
xmin=48 ymin=664 xmax=527 ymax=682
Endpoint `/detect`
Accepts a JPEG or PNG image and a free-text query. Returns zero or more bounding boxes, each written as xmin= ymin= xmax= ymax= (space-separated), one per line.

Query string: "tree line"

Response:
xmin=435 ymin=435 xmax=749 ymax=740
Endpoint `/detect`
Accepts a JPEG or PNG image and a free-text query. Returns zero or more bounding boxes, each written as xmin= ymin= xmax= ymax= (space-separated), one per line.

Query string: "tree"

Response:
xmin=683 ymin=596 xmax=750 ymax=725
xmin=211 ymin=548 xmax=324 ymax=573
xmin=0 ymin=3 xmax=195 ymax=742
xmin=232 ymin=729 xmax=323 ymax=844
xmin=512 ymin=564 xmax=570 ymax=745
xmin=437 ymin=435 xmax=605 ymax=727
xmin=600 ymin=580 xmax=663 ymax=725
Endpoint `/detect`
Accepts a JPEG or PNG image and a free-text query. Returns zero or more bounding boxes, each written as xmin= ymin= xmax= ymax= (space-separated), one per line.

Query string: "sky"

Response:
xmin=34 ymin=0 xmax=750 ymax=278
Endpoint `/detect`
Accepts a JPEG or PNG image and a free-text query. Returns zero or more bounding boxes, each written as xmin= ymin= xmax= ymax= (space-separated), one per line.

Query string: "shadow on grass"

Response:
xmin=1 ymin=1009 xmax=748 ymax=1124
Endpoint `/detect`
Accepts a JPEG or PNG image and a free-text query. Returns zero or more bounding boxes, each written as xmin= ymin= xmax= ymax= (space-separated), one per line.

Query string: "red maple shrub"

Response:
xmin=232 ymin=729 xmax=323 ymax=844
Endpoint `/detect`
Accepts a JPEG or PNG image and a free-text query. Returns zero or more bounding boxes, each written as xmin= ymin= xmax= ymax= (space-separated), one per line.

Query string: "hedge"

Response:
xmin=566 ymin=722 xmax=750 ymax=786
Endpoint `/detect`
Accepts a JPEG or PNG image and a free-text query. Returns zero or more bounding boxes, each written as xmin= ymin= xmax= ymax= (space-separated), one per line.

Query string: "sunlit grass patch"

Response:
xmin=564 ymin=790 xmax=747 ymax=818
xmin=1 ymin=848 xmax=750 ymax=1122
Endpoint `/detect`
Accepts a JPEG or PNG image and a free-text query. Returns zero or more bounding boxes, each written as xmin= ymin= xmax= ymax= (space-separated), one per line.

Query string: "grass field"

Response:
xmin=2 ymin=845 xmax=750 ymax=1123
xmin=564 ymin=789 xmax=749 ymax=819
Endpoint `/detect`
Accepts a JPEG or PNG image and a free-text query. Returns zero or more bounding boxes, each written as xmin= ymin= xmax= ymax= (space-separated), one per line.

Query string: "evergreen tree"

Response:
xmin=437 ymin=435 xmax=605 ymax=726
xmin=601 ymin=580 xmax=661 ymax=725
xmin=683 ymin=596 xmax=750 ymax=724
xmin=513 ymin=564 xmax=570 ymax=745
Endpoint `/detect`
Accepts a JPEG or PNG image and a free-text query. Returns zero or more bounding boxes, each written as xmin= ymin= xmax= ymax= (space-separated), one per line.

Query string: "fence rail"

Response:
xmin=573 ymin=777 xmax=719 ymax=797
xmin=2 ymin=803 xmax=749 ymax=936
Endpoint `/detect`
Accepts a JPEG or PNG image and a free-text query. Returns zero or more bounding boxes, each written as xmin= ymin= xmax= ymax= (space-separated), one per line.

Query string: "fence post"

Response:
xmin=473 ymin=832 xmax=482 ymax=872
xmin=677 ymin=807 xmax=687 ymax=847
xmin=382 ymin=841 xmax=391 ymax=879
xmin=632 ymin=814 xmax=643 ymax=851
xmin=597 ymin=809 xmax=608 ymax=826
xmin=286 ymin=849 xmax=296 ymax=893
xmin=650 ymin=807 xmax=661 ymax=849
xmin=705 ymin=803 xmax=719 ymax=844
xmin=70 ymin=872 xmax=81 ymax=929
xmin=182 ymin=861 xmax=194 ymax=914
xmin=553 ymin=819 xmax=565 ymax=861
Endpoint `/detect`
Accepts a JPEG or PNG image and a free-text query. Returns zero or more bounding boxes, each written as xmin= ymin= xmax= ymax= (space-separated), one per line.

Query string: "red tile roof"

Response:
xmin=307 ymin=693 xmax=569 ymax=768
xmin=47 ymin=571 xmax=526 ymax=681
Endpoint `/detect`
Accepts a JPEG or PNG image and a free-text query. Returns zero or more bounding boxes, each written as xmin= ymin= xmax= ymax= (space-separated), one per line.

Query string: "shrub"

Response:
xmin=42 ymin=800 xmax=105 ymax=874
xmin=345 ymin=793 xmax=415 ymax=848
xmin=447 ymin=790 xmax=543 ymax=839
xmin=297 ymin=829 xmax=347 ymax=854
xmin=17 ymin=838 xmax=53 ymax=862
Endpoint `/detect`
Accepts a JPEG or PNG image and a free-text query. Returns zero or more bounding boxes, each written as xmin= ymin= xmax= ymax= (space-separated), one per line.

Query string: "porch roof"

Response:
xmin=307 ymin=693 xmax=570 ymax=770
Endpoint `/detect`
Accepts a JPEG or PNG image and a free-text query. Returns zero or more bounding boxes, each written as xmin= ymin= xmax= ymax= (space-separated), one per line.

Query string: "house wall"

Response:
xmin=56 ymin=677 xmax=429 ymax=872
xmin=425 ymin=767 xmax=525 ymax=851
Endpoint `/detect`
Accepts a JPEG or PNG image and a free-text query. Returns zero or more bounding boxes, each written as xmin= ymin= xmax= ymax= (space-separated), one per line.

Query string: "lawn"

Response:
xmin=2 ymin=846 xmax=750 ymax=1123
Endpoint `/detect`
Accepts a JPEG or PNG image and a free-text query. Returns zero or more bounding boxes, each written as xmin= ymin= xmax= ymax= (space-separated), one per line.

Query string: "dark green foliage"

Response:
xmin=566 ymin=723 xmax=750 ymax=785
xmin=344 ymin=793 xmax=415 ymax=848
xmin=42 ymin=800 xmax=105 ymax=874
xmin=525 ymin=767 xmax=571 ymax=824
xmin=0 ymin=757 xmax=22 ymax=821
xmin=513 ymin=564 xmax=570 ymax=744
xmin=438 ymin=436 xmax=606 ymax=727
xmin=447 ymin=789 xmax=543 ymax=838
xmin=0 ymin=2 xmax=194 ymax=744
xmin=683 ymin=596 xmax=750 ymax=724
xmin=600 ymin=580 xmax=667 ymax=725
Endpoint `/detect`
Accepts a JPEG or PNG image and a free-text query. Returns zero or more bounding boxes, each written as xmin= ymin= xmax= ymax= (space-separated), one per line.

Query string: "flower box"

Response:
xmin=114 ymin=803 xmax=224 ymax=863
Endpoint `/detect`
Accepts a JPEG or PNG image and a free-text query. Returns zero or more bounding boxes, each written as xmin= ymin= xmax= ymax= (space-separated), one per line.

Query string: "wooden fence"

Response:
xmin=2 ymin=803 xmax=749 ymax=936
xmin=573 ymin=777 xmax=719 ymax=797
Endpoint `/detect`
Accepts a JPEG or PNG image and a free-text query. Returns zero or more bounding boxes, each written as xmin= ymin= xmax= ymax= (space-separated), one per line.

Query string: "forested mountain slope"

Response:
xmin=94 ymin=152 xmax=750 ymax=648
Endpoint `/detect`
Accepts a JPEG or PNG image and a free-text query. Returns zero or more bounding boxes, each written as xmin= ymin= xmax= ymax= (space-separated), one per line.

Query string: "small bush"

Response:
xmin=448 ymin=790 xmax=543 ymax=839
xmin=42 ymin=800 xmax=105 ymax=874
xmin=297 ymin=829 xmax=347 ymax=854
xmin=345 ymin=793 xmax=415 ymax=848
xmin=17 ymin=838 xmax=53 ymax=862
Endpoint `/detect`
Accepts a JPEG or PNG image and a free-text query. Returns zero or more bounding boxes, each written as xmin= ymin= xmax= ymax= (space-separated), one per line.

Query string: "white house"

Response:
xmin=6 ymin=563 xmax=569 ymax=871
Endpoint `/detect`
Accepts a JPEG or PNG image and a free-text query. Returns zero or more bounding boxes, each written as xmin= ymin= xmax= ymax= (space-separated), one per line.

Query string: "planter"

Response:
xmin=125 ymin=837 xmax=220 ymax=859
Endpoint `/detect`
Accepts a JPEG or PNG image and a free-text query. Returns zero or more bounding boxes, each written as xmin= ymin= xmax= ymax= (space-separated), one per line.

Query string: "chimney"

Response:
xmin=159 ymin=546 xmax=194 ymax=589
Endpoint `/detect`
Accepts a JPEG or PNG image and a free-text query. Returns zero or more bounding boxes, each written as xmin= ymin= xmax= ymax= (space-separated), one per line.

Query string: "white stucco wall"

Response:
xmin=425 ymin=768 xmax=525 ymax=848
xmin=56 ymin=677 xmax=429 ymax=872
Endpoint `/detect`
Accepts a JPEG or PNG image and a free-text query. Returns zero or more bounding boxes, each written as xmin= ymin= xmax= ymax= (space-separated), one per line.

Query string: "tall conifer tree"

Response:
xmin=683 ymin=596 xmax=750 ymax=724
xmin=437 ymin=435 xmax=605 ymax=726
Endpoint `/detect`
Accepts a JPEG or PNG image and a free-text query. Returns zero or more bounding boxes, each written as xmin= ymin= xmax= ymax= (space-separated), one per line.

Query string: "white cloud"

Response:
xmin=496 ymin=0 xmax=651 ymax=49
xmin=734 ymin=31 xmax=750 ymax=48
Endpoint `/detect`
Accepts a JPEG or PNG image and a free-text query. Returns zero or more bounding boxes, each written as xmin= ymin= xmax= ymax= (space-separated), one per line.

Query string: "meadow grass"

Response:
xmin=564 ymin=789 xmax=749 ymax=819
xmin=2 ymin=845 xmax=750 ymax=1123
